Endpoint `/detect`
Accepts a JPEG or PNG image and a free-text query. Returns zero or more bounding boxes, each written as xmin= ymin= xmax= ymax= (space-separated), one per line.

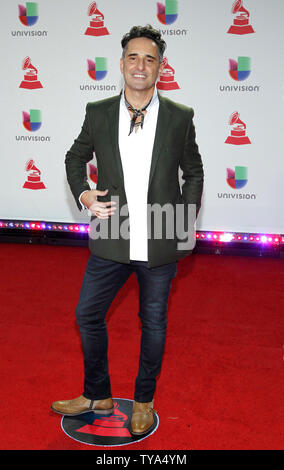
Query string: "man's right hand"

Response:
xmin=81 ymin=189 xmax=116 ymax=219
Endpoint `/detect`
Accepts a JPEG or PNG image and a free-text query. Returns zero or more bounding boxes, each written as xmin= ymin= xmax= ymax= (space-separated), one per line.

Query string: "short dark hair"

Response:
xmin=121 ymin=25 xmax=166 ymax=63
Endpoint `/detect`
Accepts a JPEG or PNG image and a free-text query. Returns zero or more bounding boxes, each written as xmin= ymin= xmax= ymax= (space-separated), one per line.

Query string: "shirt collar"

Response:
xmin=121 ymin=86 xmax=159 ymax=112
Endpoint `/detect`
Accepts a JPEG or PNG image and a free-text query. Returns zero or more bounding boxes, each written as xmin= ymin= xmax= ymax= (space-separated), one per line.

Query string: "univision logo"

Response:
xmin=80 ymin=57 xmax=116 ymax=91
xmin=12 ymin=2 xmax=48 ymax=37
xmin=18 ymin=2 xmax=38 ymax=26
xmin=15 ymin=109 xmax=51 ymax=142
xmin=87 ymin=58 xmax=107 ymax=80
xmin=156 ymin=0 xmax=188 ymax=36
xmin=219 ymin=56 xmax=260 ymax=92
xmin=217 ymin=167 xmax=256 ymax=200
xmin=227 ymin=166 xmax=248 ymax=189
xmin=157 ymin=0 xmax=178 ymax=25
xmin=229 ymin=56 xmax=251 ymax=81
xmin=22 ymin=109 xmax=41 ymax=131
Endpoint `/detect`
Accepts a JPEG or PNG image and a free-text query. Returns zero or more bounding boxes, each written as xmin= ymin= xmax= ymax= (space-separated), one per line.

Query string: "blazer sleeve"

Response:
xmin=65 ymin=103 xmax=94 ymax=211
xmin=180 ymin=109 xmax=204 ymax=217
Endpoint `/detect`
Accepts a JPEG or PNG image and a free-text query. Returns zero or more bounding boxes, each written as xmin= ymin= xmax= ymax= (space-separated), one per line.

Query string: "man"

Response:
xmin=51 ymin=25 xmax=204 ymax=436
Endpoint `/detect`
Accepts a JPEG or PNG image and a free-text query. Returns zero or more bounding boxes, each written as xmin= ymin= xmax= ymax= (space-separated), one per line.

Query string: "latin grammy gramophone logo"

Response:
xmin=157 ymin=57 xmax=180 ymax=90
xmin=18 ymin=2 xmax=39 ymax=26
xmin=225 ymin=111 xmax=251 ymax=145
xmin=61 ymin=398 xmax=158 ymax=446
xmin=84 ymin=2 xmax=109 ymax=36
xmin=23 ymin=159 xmax=46 ymax=190
xmin=227 ymin=0 xmax=255 ymax=35
xmin=157 ymin=0 xmax=178 ymax=25
xmin=19 ymin=56 xmax=43 ymax=89
xmin=76 ymin=401 xmax=131 ymax=438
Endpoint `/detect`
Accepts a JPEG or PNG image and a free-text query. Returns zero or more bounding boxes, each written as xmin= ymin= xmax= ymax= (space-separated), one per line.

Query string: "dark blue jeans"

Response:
xmin=75 ymin=254 xmax=177 ymax=403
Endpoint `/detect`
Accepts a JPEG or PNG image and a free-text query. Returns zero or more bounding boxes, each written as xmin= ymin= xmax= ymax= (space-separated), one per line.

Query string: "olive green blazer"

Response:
xmin=65 ymin=93 xmax=204 ymax=268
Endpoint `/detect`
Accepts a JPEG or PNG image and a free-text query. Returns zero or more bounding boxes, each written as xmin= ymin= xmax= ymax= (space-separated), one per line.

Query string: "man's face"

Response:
xmin=120 ymin=37 xmax=163 ymax=93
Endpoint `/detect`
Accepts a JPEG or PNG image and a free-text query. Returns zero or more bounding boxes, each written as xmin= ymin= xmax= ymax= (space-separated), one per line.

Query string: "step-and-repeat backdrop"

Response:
xmin=1 ymin=0 xmax=283 ymax=234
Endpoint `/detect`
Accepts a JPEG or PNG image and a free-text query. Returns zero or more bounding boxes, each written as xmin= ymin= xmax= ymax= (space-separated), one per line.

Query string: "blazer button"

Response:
xmin=112 ymin=184 xmax=118 ymax=190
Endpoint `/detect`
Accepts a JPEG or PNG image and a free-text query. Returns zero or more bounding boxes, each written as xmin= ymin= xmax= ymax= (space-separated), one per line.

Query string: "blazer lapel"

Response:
xmin=148 ymin=94 xmax=172 ymax=189
xmin=106 ymin=95 xmax=125 ymax=187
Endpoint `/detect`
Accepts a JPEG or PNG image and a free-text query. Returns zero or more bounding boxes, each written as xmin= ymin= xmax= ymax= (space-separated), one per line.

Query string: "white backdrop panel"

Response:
xmin=0 ymin=0 xmax=283 ymax=233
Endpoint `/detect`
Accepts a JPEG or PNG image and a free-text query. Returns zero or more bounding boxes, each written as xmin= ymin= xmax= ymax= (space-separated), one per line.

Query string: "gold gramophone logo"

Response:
xmin=23 ymin=159 xmax=46 ymax=189
xmin=19 ymin=56 xmax=43 ymax=89
xmin=84 ymin=2 xmax=109 ymax=36
xmin=225 ymin=111 xmax=251 ymax=145
xmin=227 ymin=0 xmax=255 ymax=35
xmin=156 ymin=57 xmax=180 ymax=91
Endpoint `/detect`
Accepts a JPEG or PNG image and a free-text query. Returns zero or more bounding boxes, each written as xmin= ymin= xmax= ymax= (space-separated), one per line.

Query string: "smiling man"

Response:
xmin=51 ymin=25 xmax=204 ymax=436
xmin=120 ymin=35 xmax=163 ymax=101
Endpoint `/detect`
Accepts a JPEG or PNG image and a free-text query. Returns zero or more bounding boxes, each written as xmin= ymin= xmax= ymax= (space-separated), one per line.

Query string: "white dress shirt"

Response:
xmin=80 ymin=87 xmax=159 ymax=261
xmin=118 ymin=88 xmax=159 ymax=261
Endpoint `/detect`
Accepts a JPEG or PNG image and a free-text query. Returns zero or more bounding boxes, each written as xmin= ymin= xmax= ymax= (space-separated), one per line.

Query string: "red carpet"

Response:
xmin=0 ymin=243 xmax=283 ymax=450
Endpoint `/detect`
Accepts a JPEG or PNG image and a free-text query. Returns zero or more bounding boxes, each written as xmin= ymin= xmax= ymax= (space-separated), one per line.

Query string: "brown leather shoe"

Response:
xmin=130 ymin=401 xmax=156 ymax=435
xmin=51 ymin=395 xmax=114 ymax=416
